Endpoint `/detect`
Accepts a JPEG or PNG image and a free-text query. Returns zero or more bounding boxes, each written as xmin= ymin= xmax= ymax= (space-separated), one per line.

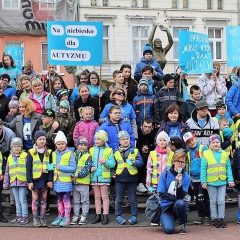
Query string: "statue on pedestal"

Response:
xmin=148 ymin=24 xmax=173 ymax=70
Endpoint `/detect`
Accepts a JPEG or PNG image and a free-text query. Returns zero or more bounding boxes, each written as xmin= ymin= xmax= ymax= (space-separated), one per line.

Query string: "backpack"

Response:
xmin=145 ymin=192 xmax=161 ymax=224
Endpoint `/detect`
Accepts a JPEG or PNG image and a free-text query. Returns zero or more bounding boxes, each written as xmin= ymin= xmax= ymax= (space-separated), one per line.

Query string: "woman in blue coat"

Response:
xmin=157 ymin=149 xmax=191 ymax=235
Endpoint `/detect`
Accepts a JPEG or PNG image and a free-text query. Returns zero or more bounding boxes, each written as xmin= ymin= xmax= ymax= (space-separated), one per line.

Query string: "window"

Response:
xmin=207 ymin=0 xmax=212 ymax=9
xmin=143 ymin=0 xmax=148 ymax=8
xmin=103 ymin=25 xmax=110 ymax=62
xmin=103 ymin=0 xmax=108 ymax=6
xmin=2 ymin=0 xmax=20 ymax=9
xmin=132 ymin=0 xmax=137 ymax=7
xmin=218 ymin=0 xmax=223 ymax=9
xmin=183 ymin=0 xmax=188 ymax=8
xmin=132 ymin=26 xmax=150 ymax=63
xmin=41 ymin=43 xmax=48 ymax=71
xmin=39 ymin=0 xmax=56 ymax=10
xmin=91 ymin=0 xmax=97 ymax=6
xmin=5 ymin=43 xmax=22 ymax=48
xmin=208 ymin=28 xmax=223 ymax=60
xmin=172 ymin=0 xmax=178 ymax=8
xmin=173 ymin=27 xmax=189 ymax=59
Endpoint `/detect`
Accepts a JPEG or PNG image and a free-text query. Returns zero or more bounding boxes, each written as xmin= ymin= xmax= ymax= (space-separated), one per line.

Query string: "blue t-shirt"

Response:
xmin=198 ymin=118 xmax=207 ymax=128
xmin=168 ymin=125 xmax=181 ymax=138
xmin=23 ymin=117 xmax=33 ymax=150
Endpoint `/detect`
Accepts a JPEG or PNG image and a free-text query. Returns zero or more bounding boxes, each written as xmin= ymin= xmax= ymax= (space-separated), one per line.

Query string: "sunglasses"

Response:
xmin=115 ymin=92 xmax=125 ymax=96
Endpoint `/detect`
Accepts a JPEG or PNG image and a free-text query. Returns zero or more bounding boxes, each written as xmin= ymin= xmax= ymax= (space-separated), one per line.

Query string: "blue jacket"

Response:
xmin=100 ymin=101 xmax=136 ymax=122
xmin=134 ymin=57 xmax=164 ymax=82
xmin=53 ymin=148 xmax=76 ymax=193
xmin=132 ymin=90 xmax=156 ymax=125
xmin=188 ymin=143 xmax=208 ymax=181
xmin=97 ymin=118 xmax=135 ymax=150
xmin=3 ymin=86 xmax=16 ymax=100
xmin=90 ymin=145 xmax=115 ymax=184
xmin=157 ymin=167 xmax=190 ymax=208
xmin=226 ymin=84 xmax=240 ymax=116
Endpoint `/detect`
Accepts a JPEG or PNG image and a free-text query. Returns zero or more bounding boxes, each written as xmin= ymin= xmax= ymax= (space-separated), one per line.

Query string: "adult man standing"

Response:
xmin=186 ymin=99 xmax=219 ymax=146
xmin=136 ymin=119 xmax=155 ymax=192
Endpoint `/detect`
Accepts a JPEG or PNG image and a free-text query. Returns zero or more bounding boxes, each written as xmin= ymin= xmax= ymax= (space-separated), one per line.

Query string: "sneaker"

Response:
xmin=40 ymin=218 xmax=47 ymax=227
xmin=219 ymin=218 xmax=226 ymax=228
xmin=237 ymin=220 xmax=240 ymax=225
xmin=203 ymin=217 xmax=211 ymax=226
xmin=10 ymin=217 xmax=21 ymax=224
xmin=212 ymin=219 xmax=220 ymax=228
xmin=116 ymin=215 xmax=126 ymax=225
xmin=71 ymin=216 xmax=79 ymax=225
xmin=128 ymin=216 xmax=137 ymax=225
xmin=45 ymin=209 xmax=50 ymax=216
xmin=33 ymin=218 xmax=41 ymax=227
xmin=179 ymin=224 xmax=186 ymax=235
xmin=59 ymin=217 xmax=70 ymax=227
xmin=137 ymin=183 xmax=148 ymax=193
xmin=52 ymin=216 xmax=63 ymax=226
xmin=78 ymin=215 xmax=87 ymax=225
xmin=20 ymin=217 xmax=29 ymax=225
xmin=150 ymin=222 xmax=159 ymax=226
xmin=194 ymin=217 xmax=204 ymax=225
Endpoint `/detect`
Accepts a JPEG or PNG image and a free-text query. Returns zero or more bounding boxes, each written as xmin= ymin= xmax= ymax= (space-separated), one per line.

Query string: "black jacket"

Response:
xmin=0 ymin=94 xmax=9 ymax=121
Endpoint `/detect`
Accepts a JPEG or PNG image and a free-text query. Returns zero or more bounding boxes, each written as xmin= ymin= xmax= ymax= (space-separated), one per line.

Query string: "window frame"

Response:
xmin=130 ymin=24 xmax=151 ymax=63
xmin=172 ymin=0 xmax=178 ymax=8
xmin=172 ymin=26 xmax=190 ymax=60
xmin=207 ymin=0 xmax=212 ymax=9
xmin=217 ymin=0 xmax=223 ymax=10
xmin=143 ymin=0 xmax=149 ymax=8
xmin=183 ymin=0 xmax=188 ymax=8
xmin=91 ymin=0 xmax=97 ymax=6
xmin=102 ymin=0 xmax=109 ymax=7
xmin=103 ymin=24 xmax=113 ymax=62
xmin=39 ymin=0 xmax=56 ymax=10
xmin=2 ymin=0 xmax=20 ymax=10
xmin=207 ymin=27 xmax=223 ymax=60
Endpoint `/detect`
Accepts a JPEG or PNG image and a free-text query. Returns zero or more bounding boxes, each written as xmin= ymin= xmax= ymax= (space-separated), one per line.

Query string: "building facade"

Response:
xmin=0 ymin=0 xmax=239 ymax=86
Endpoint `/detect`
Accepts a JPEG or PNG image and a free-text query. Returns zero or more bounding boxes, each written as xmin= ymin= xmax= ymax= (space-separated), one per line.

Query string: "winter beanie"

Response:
xmin=156 ymin=131 xmax=170 ymax=145
xmin=54 ymin=130 xmax=67 ymax=144
xmin=95 ymin=130 xmax=108 ymax=143
xmin=59 ymin=100 xmax=70 ymax=112
xmin=143 ymin=43 xmax=153 ymax=55
xmin=11 ymin=137 xmax=23 ymax=148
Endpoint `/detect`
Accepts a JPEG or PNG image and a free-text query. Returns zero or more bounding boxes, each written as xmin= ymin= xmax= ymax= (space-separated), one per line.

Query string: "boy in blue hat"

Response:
xmin=134 ymin=43 xmax=164 ymax=82
xmin=133 ymin=78 xmax=156 ymax=126
xmin=114 ymin=131 xmax=143 ymax=225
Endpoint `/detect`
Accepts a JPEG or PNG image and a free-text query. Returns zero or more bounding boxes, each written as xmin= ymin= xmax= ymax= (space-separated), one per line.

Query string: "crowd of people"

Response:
xmin=0 ymin=44 xmax=240 ymax=235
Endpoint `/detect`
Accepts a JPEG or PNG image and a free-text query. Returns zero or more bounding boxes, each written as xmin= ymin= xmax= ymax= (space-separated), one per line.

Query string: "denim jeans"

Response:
xmin=115 ymin=181 xmax=137 ymax=217
xmin=160 ymin=199 xmax=187 ymax=234
xmin=207 ymin=185 xmax=226 ymax=219
xmin=12 ymin=186 xmax=28 ymax=217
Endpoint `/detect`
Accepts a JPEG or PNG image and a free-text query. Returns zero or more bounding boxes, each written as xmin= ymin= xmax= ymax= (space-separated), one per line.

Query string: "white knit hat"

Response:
xmin=156 ymin=131 xmax=170 ymax=145
xmin=54 ymin=130 xmax=67 ymax=144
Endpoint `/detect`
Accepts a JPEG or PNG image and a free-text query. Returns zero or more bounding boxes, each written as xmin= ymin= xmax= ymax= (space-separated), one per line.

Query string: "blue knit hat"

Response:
xmin=138 ymin=78 xmax=149 ymax=89
xmin=118 ymin=131 xmax=130 ymax=142
xmin=143 ymin=44 xmax=153 ymax=55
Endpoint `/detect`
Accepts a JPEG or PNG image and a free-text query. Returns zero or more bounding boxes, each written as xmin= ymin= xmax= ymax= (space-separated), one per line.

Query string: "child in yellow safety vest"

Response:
xmin=200 ymin=134 xmax=235 ymax=228
xmin=146 ymin=131 xmax=173 ymax=191
xmin=114 ymin=131 xmax=143 ymax=225
xmin=26 ymin=130 xmax=54 ymax=227
xmin=51 ymin=131 xmax=76 ymax=227
xmin=71 ymin=136 xmax=92 ymax=225
xmin=3 ymin=137 xmax=28 ymax=224
xmin=90 ymin=130 xmax=115 ymax=225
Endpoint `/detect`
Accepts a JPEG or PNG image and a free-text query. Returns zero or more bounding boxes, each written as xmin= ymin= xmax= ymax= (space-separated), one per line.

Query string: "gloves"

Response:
xmin=126 ymin=159 xmax=134 ymax=166
xmin=47 ymin=163 xmax=55 ymax=171
xmin=198 ymin=193 xmax=204 ymax=202
xmin=148 ymin=186 xmax=155 ymax=193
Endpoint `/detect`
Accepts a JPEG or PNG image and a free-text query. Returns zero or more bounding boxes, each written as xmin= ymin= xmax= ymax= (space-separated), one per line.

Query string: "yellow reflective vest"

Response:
xmin=52 ymin=151 xmax=72 ymax=182
xmin=74 ymin=153 xmax=91 ymax=184
xmin=89 ymin=147 xmax=112 ymax=179
xmin=114 ymin=148 xmax=138 ymax=175
xmin=8 ymin=152 xmax=27 ymax=183
xmin=203 ymin=149 xmax=228 ymax=183
xmin=0 ymin=152 xmax=2 ymax=175
xmin=28 ymin=149 xmax=52 ymax=179
xmin=149 ymin=150 xmax=174 ymax=185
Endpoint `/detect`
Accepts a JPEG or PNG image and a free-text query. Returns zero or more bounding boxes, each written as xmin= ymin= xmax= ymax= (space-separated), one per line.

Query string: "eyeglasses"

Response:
xmin=174 ymin=161 xmax=186 ymax=164
xmin=115 ymin=92 xmax=125 ymax=96
xmin=112 ymin=112 xmax=121 ymax=115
